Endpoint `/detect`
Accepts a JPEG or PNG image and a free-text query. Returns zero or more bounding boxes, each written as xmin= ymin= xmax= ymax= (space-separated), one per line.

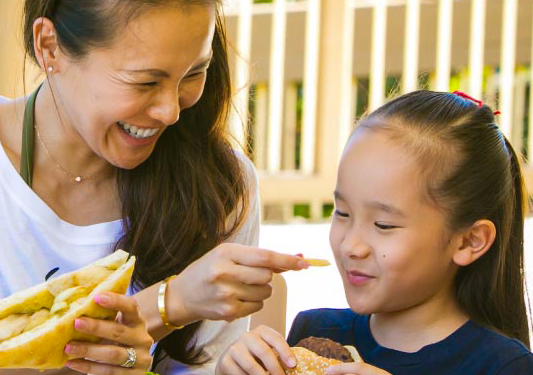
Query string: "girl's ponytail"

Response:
xmin=500 ymin=137 xmax=530 ymax=347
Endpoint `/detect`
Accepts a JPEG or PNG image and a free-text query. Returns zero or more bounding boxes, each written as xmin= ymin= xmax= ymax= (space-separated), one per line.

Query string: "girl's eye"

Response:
xmin=375 ymin=223 xmax=397 ymax=230
xmin=333 ymin=209 xmax=349 ymax=218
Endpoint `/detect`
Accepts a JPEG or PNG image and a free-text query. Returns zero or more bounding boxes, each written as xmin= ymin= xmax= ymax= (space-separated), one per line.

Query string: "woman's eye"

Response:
xmin=375 ymin=223 xmax=397 ymax=230
xmin=333 ymin=209 xmax=349 ymax=218
xmin=139 ymin=81 xmax=159 ymax=87
xmin=185 ymin=71 xmax=206 ymax=79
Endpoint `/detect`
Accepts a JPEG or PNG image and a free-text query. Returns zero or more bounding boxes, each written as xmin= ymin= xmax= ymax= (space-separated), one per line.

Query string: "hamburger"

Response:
xmin=285 ymin=337 xmax=362 ymax=375
xmin=0 ymin=250 xmax=135 ymax=370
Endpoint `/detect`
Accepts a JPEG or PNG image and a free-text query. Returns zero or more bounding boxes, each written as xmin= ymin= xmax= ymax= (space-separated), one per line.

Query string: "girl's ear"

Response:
xmin=33 ymin=17 xmax=59 ymax=72
xmin=452 ymin=220 xmax=496 ymax=266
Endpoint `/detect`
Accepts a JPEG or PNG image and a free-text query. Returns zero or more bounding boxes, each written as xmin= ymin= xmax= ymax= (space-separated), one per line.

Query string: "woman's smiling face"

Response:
xmin=329 ymin=128 xmax=461 ymax=315
xmin=51 ymin=3 xmax=215 ymax=169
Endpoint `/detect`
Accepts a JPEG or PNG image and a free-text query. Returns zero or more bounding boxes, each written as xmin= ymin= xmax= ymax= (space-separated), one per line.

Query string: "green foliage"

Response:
xmin=293 ymin=204 xmax=310 ymax=219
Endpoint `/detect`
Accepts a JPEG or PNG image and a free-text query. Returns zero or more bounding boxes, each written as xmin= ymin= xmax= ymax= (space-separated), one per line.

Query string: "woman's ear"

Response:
xmin=33 ymin=17 xmax=59 ymax=72
xmin=452 ymin=219 xmax=496 ymax=266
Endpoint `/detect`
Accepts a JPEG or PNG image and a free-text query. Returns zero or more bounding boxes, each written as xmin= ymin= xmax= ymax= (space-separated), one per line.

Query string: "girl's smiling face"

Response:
xmin=329 ymin=128 xmax=463 ymax=315
xmin=49 ymin=3 xmax=215 ymax=169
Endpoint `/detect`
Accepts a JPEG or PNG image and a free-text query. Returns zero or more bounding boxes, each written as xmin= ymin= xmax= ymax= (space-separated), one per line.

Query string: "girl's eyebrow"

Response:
xmin=365 ymin=201 xmax=406 ymax=218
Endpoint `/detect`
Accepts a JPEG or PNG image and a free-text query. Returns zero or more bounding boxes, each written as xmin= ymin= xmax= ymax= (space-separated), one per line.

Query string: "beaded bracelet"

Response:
xmin=157 ymin=275 xmax=184 ymax=330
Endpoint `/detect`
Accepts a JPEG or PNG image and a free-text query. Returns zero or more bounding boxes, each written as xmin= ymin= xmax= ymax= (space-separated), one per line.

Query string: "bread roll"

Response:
xmin=285 ymin=337 xmax=363 ymax=375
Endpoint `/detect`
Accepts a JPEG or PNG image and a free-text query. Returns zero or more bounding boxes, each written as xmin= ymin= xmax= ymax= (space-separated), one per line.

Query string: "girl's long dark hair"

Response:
xmin=23 ymin=0 xmax=249 ymax=366
xmin=358 ymin=90 xmax=531 ymax=348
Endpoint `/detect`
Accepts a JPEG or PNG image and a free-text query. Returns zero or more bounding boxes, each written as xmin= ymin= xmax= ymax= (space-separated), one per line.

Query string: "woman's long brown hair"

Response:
xmin=357 ymin=90 xmax=531 ymax=348
xmin=23 ymin=0 xmax=249 ymax=366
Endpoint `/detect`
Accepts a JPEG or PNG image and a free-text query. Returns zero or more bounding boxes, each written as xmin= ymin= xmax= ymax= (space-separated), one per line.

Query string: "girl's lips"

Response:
xmin=346 ymin=270 xmax=374 ymax=285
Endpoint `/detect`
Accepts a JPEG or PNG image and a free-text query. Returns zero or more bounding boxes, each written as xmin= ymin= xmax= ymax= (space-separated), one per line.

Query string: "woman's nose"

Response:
xmin=339 ymin=228 xmax=371 ymax=259
xmin=149 ymin=88 xmax=180 ymax=126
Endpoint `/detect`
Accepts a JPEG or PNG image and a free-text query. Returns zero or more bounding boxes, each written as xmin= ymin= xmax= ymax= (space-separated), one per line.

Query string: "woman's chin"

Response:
xmin=107 ymin=153 xmax=151 ymax=170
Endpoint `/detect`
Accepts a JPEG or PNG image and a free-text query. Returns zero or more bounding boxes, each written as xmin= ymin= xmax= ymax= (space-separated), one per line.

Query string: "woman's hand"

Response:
xmin=64 ymin=292 xmax=154 ymax=374
xmin=326 ymin=362 xmax=393 ymax=375
xmin=216 ymin=325 xmax=296 ymax=375
xmin=168 ymin=243 xmax=308 ymax=324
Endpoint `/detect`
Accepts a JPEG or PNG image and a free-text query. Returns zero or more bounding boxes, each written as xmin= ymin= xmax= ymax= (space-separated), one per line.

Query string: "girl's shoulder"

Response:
xmin=287 ymin=308 xmax=362 ymax=347
xmin=428 ymin=320 xmax=533 ymax=375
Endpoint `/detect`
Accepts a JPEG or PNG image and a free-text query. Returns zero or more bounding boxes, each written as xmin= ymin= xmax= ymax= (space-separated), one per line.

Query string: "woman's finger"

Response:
xmin=222 ymin=245 xmax=308 ymax=271
xmin=66 ymin=358 xmax=141 ymax=375
xmin=94 ymin=292 xmax=144 ymax=327
xmin=65 ymin=341 xmax=152 ymax=368
xmin=230 ymin=283 xmax=272 ymax=302
xmin=226 ymin=263 xmax=274 ymax=285
xmin=73 ymin=317 xmax=152 ymax=348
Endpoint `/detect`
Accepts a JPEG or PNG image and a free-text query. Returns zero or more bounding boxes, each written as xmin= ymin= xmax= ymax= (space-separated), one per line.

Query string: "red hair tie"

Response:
xmin=452 ymin=91 xmax=501 ymax=116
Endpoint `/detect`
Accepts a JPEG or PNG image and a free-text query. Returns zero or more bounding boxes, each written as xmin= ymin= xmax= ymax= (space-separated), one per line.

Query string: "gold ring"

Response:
xmin=120 ymin=347 xmax=137 ymax=368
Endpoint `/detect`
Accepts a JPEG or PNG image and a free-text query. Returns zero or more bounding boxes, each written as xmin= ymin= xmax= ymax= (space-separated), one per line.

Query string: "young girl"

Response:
xmin=215 ymin=90 xmax=533 ymax=375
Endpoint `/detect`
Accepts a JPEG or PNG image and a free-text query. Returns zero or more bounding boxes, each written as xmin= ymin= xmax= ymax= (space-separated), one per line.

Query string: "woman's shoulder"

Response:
xmin=233 ymin=150 xmax=258 ymax=186
xmin=0 ymin=95 xmax=24 ymax=157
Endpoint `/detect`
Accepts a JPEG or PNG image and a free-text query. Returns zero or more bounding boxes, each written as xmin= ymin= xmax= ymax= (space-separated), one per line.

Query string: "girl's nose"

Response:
xmin=339 ymin=229 xmax=371 ymax=259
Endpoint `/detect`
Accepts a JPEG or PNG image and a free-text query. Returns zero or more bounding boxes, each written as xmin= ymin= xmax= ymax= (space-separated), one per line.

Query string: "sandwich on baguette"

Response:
xmin=0 ymin=250 xmax=135 ymax=370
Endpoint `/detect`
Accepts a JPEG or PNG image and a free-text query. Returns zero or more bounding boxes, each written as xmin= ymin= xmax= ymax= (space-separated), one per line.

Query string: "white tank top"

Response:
xmin=0 ymin=141 xmax=260 ymax=374
xmin=0 ymin=141 xmax=123 ymax=298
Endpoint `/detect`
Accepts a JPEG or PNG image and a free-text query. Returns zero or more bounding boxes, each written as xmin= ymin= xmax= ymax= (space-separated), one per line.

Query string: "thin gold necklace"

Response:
xmin=34 ymin=125 xmax=96 ymax=183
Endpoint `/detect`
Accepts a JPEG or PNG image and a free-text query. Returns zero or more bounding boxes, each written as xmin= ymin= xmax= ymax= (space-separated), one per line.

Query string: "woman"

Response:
xmin=0 ymin=0 xmax=307 ymax=374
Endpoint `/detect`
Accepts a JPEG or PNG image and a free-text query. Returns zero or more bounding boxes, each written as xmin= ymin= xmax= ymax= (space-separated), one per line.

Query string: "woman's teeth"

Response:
xmin=118 ymin=122 xmax=159 ymax=139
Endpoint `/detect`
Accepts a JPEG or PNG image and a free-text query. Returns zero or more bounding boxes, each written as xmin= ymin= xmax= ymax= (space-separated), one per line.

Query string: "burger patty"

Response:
xmin=295 ymin=337 xmax=354 ymax=363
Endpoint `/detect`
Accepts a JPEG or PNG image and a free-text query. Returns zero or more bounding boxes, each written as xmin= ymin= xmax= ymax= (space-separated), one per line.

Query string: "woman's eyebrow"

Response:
xmin=120 ymin=58 xmax=212 ymax=77
xmin=190 ymin=58 xmax=212 ymax=71
xmin=121 ymin=68 xmax=170 ymax=77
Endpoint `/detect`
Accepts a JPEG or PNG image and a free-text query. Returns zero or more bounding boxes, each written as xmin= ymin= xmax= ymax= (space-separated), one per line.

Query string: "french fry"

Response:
xmin=303 ymin=258 xmax=331 ymax=267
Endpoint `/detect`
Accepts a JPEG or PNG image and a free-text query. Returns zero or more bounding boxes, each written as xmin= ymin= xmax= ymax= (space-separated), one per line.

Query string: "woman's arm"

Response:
xmin=133 ymin=155 xmax=308 ymax=343
xmin=132 ymin=153 xmax=262 ymax=341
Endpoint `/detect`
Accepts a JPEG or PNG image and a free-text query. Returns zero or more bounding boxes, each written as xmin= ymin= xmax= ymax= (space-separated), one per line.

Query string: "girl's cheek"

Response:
xmin=329 ymin=224 xmax=343 ymax=258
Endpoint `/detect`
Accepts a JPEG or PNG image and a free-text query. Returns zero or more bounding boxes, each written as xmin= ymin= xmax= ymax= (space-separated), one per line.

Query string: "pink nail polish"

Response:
xmin=95 ymin=293 xmax=110 ymax=305
xmin=74 ymin=319 xmax=85 ymax=330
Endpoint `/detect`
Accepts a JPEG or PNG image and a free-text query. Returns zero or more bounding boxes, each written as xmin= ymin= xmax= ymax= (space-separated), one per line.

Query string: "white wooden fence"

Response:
xmin=224 ymin=0 xmax=533 ymax=222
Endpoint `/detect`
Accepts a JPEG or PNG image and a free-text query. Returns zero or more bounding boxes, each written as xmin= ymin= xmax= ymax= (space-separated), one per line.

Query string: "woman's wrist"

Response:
xmin=166 ymin=273 xmax=199 ymax=327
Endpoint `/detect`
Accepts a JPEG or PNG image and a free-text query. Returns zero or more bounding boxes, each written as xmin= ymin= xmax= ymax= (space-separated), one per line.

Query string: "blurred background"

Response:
xmin=0 ymin=0 xmax=532 ymax=336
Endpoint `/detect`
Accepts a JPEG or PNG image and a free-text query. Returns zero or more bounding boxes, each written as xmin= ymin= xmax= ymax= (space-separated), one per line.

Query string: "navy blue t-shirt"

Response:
xmin=287 ymin=308 xmax=533 ymax=375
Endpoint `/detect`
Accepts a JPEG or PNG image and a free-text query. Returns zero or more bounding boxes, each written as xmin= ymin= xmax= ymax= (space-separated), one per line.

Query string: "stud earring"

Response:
xmin=47 ymin=66 xmax=53 ymax=73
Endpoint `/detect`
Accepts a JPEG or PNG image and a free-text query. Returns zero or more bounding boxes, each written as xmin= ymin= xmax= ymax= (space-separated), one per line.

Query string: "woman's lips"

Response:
xmin=346 ymin=270 xmax=374 ymax=285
